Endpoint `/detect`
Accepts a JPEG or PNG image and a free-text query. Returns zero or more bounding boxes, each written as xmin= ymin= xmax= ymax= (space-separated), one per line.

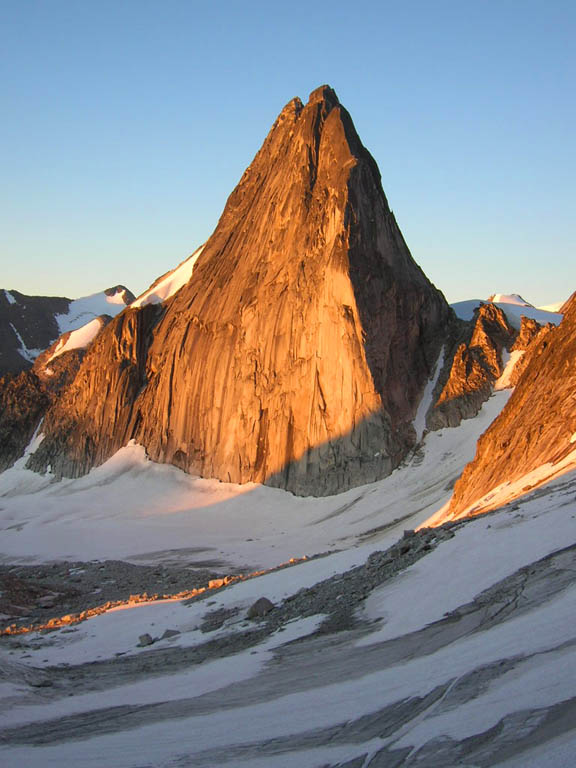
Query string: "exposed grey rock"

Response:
xmin=247 ymin=597 xmax=275 ymax=620
xmin=137 ymin=633 xmax=154 ymax=647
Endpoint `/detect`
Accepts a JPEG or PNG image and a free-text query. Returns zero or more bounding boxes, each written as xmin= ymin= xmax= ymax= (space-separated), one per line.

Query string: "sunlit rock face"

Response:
xmin=448 ymin=294 xmax=576 ymax=517
xmin=30 ymin=85 xmax=451 ymax=495
xmin=428 ymin=303 xmax=516 ymax=430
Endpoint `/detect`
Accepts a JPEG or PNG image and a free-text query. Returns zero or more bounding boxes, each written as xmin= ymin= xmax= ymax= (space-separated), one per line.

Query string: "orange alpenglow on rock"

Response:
xmin=29 ymin=85 xmax=451 ymax=495
xmin=447 ymin=293 xmax=576 ymax=519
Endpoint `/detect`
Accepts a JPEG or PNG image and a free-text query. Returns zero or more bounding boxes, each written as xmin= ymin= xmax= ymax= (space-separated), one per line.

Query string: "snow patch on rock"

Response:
xmin=55 ymin=287 xmax=131 ymax=335
xmin=131 ymin=246 xmax=204 ymax=308
xmin=44 ymin=318 xmax=105 ymax=364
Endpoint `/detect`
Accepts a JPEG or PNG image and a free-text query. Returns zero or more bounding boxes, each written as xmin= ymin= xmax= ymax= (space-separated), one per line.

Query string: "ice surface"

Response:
xmin=1 ymin=470 xmax=575 ymax=767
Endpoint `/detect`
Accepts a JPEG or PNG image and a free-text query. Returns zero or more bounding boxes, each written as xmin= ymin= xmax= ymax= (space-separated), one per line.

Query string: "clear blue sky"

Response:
xmin=1 ymin=0 xmax=574 ymax=305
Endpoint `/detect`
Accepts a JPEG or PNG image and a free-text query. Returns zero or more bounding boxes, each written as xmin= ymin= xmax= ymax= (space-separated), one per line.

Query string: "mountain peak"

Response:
xmin=26 ymin=88 xmax=451 ymax=495
xmin=307 ymin=84 xmax=340 ymax=108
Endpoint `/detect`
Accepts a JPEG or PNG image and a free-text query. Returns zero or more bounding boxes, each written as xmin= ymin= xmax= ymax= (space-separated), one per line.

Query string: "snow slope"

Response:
xmin=1 ymin=454 xmax=575 ymax=767
xmin=55 ymin=286 xmax=131 ymax=335
xmin=0 ymin=393 xmax=511 ymax=569
xmin=43 ymin=317 xmax=106 ymax=364
xmin=131 ymin=246 xmax=204 ymax=308
xmin=8 ymin=323 xmax=43 ymax=362
xmin=451 ymin=295 xmax=563 ymax=328
xmin=537 ymin=301 xmax=565 ymax=312
xmin=3 ymin=383 xmax=576 ymax=766
xmin=489 ymin=292 xmax=531 ymax=306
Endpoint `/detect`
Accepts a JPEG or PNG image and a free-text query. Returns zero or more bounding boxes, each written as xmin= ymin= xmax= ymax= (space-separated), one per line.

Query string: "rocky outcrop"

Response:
xmin=28 ymin=85 xmax=452 ymax=495
xmin=512 ymin=315 xmax=542 ymax=351
xmin=28 ymin=304 xmax=161 ymax=478
xmin=448 ymin=296 xmax=576 ymax=517
xmin=0 ymin=316 xmax=115 ymax=472
xmin=427 ymin=303 xmax=516 ymax=429
xmin=506 ymin=315 xmax=552 ymax=387
xmin=560 ymin=291 xmax=576 ymax=314
xmin=32 ymin=316 xmax=113 ymax=392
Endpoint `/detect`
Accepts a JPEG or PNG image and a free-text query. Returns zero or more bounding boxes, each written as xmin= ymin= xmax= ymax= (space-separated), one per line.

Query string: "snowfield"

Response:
xmin=131 ymin=246 xmax=204 ymax=308
xmin=451 ymin=294 xmax=563 ymax=328
xmin=43 ymin=317 xmax=106 ymax=364
xmin=55 ymin=286 xmax=131 ymax=335
xmin=1 ymin=388 xmax=576 ymax=766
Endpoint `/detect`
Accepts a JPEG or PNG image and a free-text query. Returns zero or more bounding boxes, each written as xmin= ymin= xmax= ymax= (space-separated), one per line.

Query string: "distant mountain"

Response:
xmin=451 ymin=293 xmax=563 ymax=328
xmin=0 ymin=286 xmax=134 ymax=377
xmin=486 ymin=292 xmax=532 ymax=306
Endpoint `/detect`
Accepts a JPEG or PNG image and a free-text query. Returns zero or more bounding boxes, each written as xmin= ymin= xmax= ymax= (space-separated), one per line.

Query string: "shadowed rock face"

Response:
xmin=449 ymin=296 xmax=576 ymax=517
xmin=0 ymin=290 xmax=70 ymax=376
xmin=29 ymin=85 xmax=451 ymax=495
xmin=0 ymin=371 xmax=48 ymax=472
xmin=428 ymin=303 xmax=516 ymax=430
xmin=0 ymin=326 xmax=109 ymax=472
xmin=28 ymin=304 xmax=162 ymax=478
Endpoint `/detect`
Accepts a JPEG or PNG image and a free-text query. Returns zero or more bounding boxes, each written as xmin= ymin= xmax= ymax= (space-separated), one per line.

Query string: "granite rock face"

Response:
xmin=28 ymin=85 xmax=452 ymax=495
xmin=28 ymin=304 xmax=161 ymax=478
xmin=507 ymin=315 xmax=552 ymax=387
xmin=0 ymin=343 xmax=100 ymax=473
xmin=428 ymin=303 xmax=516 ymax=429
xmin=449 ymin=296 xmax=576 ymax=517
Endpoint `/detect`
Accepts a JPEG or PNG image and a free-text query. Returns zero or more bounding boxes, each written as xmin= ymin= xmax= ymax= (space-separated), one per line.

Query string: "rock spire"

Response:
xmin=29 ymin=86 xmax=452 ymax=495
